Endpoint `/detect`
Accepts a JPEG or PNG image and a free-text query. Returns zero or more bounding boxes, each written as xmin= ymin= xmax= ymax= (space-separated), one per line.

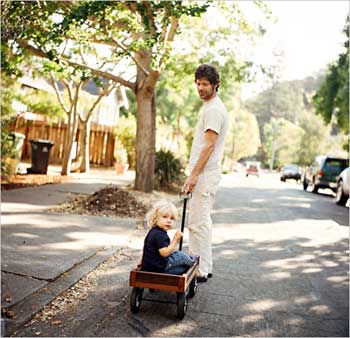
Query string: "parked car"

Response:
xmin=335 ymin=167 xmax=349 ymax=206
xmin=280 ymin=164 xmax=302 ymax=182
xmin=303 ymin=155 xmax=349 ymax=193
xmin=246 ymin=163 xmax=260 ymax=177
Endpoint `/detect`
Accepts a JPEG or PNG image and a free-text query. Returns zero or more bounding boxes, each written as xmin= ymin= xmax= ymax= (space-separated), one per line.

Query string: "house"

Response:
xmin=17 ymin=75 xmax=129 ymax=126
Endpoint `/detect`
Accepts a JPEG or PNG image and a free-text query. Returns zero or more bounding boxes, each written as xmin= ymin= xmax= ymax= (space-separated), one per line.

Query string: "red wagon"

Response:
xmin=129 ymin=194 xmax=199 ymax=319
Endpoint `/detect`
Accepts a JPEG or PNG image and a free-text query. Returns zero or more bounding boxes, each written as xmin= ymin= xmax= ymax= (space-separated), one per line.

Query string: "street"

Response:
xmin=11 ymin=172 xmax=349 ymax=337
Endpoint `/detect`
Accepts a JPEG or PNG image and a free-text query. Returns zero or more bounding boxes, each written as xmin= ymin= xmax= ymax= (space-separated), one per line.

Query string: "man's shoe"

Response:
xmin=207 ymin=273 xmax=213 ymax=278
xmin=197 ymin=276 xmax=208 ymax=283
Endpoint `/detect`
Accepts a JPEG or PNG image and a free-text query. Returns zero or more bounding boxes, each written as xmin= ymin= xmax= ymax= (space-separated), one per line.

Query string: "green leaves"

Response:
xmin=312 ymin=16 xmax=349 ymax=134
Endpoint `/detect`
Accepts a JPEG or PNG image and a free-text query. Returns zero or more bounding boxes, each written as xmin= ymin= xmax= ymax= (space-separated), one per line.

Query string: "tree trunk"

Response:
xmin=61 ymin=110 xmax=79 ymax=175
xmin=269 ymin=138 xmax=276 ymax=172
xmin=77 ymin=119 xmax=90 ymax=173
xmin=134 ymin=91 xmax=156 ymax=192
xmin=133 ymin=49 xmax=159 ymax=193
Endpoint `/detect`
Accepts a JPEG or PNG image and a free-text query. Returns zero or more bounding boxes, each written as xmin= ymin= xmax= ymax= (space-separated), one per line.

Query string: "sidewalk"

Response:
xmin=1 ymin=164 xmax=137 ymax=335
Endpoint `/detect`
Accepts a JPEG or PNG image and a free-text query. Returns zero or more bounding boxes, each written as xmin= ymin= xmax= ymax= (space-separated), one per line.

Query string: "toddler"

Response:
xmin=140 ymin=200 xmax=196 ymax=275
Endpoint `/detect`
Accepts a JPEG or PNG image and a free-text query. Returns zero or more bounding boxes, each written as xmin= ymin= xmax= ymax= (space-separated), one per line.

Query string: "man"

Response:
xmin=182 ymin=64 xmax=229 ymax=283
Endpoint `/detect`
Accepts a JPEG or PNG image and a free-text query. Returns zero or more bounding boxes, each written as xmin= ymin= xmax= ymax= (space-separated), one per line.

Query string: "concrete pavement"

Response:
xmin=1 ymin=165 xmax=137 ymax=335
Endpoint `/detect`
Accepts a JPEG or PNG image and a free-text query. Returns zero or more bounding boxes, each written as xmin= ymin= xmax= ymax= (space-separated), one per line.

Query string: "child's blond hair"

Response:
xmin=146 ymin=200 xmax=178 ymax=228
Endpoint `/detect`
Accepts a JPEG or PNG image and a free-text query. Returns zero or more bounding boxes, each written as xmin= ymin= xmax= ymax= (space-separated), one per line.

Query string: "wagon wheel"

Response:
xmin=176 ymin=292 xmax=188 ymax=319
xmin=188 ymin=276 xmax=198 ymax=298
xmin=130 ymin=287 xmax=144 ymax=313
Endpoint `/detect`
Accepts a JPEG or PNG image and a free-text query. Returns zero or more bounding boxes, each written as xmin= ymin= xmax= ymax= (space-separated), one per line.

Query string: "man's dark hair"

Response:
xmin=195 ymin=64 xmax=220 ymax=91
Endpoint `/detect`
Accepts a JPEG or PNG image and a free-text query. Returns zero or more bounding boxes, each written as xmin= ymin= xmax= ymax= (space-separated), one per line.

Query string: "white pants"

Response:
xmin=188 ymin=169 xmax=221 ymax=276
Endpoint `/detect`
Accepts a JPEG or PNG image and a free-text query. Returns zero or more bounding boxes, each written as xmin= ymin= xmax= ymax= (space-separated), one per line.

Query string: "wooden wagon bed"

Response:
xmin=129 ymin=256 xmax=200 ymax=319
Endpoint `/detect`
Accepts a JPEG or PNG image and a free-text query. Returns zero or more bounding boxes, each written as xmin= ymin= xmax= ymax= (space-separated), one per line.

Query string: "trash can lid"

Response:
xmin=29 ymin=139 xmax=54 ymax=145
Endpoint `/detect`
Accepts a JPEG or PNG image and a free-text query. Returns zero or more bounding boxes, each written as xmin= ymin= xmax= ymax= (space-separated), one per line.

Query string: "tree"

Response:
xmin=5 ymin=1 xmax=210 ymax=192
xmin=263 ymin=118 xmax=303 ymax=169
xmin=155 ymin=1 xmax=270 ymax=163
xmin=313 ymin=16 xmax=349 ymax=135
xmin=229 ymin=108 xmax=260 ymax=165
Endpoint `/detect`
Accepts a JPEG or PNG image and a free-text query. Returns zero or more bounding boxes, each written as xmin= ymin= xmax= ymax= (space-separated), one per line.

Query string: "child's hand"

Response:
xmin=174 ymin=230 xmax=183 ymax=242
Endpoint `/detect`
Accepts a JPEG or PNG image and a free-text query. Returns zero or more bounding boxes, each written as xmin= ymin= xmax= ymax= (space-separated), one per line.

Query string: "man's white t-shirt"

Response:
xmin=188 ymin=95 xmax=229 ymax=172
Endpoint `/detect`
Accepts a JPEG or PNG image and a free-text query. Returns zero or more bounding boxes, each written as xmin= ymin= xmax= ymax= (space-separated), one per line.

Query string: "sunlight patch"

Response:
xmin=302 ymin=268 xmax=322 ymax=273
xmin=327 ymin=276 xmax=348 ymax=283
xmin=240 ymin=314 xmax=264 ymax=323
xmin=243 ymin=299 xmax=286 ymax=312
xmin=309 ymin=304 xmax=331 ymax=315
xmin=12 ymin=232 xmax=38 ymax=239
xmin=294 ymin=295 xmax=317 ymax=305
xmin=265 ymin=271 xmax=291 ymax=280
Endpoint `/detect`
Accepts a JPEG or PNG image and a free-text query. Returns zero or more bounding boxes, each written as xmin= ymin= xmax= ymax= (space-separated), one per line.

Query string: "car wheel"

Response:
xmin=336 ymin=181 xmax=348 ymax=206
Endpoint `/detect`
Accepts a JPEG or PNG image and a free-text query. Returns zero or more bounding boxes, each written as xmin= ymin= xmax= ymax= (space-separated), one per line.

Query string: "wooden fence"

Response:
xmin=11 ymin=118 xmax=117 ymax=167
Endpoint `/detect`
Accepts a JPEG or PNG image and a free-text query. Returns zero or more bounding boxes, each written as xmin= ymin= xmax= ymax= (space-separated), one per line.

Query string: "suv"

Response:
xmin=303 ymin=155 xmax=349 ymax=193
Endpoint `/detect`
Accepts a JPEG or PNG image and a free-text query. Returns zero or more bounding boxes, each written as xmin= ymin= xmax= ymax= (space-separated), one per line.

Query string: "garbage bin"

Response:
xmin=27 ymin=139 xmax=54 ymax=174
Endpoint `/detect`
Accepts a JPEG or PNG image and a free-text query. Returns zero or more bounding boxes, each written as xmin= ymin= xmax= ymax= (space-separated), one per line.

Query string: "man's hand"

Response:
xmin=182 ymin=174 xmax=198 ymax=194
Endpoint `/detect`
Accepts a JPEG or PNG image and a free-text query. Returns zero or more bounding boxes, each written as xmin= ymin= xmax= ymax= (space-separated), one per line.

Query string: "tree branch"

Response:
xmin=84 ymin=81 xmax=118 ymax=121
xmin=61 ymin=79 xmax=73 ymax=104
xmin=17 ymin=38 xmax=136 ymax=90
xmin=143 ymin=2 xmax=157 ymax=36
xmin=158 ymin=16 xmax=179 ymax=69
xmin=68 ymin=60 xmax=135 ymax=90
xmin=49 ymin=72 xmax=70 ymax=114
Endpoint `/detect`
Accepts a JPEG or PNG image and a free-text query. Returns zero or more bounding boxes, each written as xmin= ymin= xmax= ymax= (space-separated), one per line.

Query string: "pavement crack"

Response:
xmin=1 ymin=270 xmax=51 ymax=282
xmin=127 ymin=317 xmax=151 ymax=336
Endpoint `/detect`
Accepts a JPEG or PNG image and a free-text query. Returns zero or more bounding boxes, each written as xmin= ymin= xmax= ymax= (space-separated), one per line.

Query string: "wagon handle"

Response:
xmin=179 ymin=192 xmax=192 ymax=251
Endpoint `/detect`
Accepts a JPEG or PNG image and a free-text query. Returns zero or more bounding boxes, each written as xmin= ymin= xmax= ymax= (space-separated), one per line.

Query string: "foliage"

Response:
xmin=154 ymin=149 xmax=184 ymax=190
xmin=114 ymin=117 xmax=136 ymax=169
xmin=3 ymin=1 xmax=270 ymax=191
xmin=20 ymin=89 xmax=65 ymax=120
xmin=244 ymin=79 xmax=319 ymax=140
xmin=243 ymin=72 xmax=346 ymax=166
xmin=155 ymin=2 xmax=269 ymax=166
xmin=263 ymin=110 xmax=346 ymax=169
xmin=1 ymin=75 xmax=20 ymax=178
xmin=312 ymin=16 xmax=349 ymax=135
xmin=228 ymin=108 xmax=261 ymax=165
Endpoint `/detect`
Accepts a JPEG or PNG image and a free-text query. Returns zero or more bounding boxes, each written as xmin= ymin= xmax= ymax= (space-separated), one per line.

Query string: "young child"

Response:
xmin=140 ymin=200 xmax=196 ymax=275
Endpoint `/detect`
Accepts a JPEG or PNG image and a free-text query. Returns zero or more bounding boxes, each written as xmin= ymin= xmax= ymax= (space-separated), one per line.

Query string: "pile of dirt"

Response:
xmin=55 ymin=185 xmax=148 ymax=219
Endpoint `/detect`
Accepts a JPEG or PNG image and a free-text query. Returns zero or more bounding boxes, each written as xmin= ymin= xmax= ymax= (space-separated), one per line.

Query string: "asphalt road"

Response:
xmin=14 ymin=172 xmax=349 ymax=337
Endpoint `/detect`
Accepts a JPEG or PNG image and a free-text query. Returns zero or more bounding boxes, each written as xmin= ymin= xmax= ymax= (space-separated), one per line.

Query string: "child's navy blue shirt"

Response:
xmin=141 ymin=226 xmax=170 ymax=272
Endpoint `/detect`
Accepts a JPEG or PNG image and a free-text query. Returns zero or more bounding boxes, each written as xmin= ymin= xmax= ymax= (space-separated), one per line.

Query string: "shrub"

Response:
xmin=114 ymin=117 xmax=136 ymax=169
xmin=154 ymin=149 xmax=184 ymax=191
xmin=1 ymin=78 xmax=19 ymax=179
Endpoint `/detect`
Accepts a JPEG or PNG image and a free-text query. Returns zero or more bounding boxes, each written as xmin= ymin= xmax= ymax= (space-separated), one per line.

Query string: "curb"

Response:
xmin=3 ymin=246 xmax=121 ymax=337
